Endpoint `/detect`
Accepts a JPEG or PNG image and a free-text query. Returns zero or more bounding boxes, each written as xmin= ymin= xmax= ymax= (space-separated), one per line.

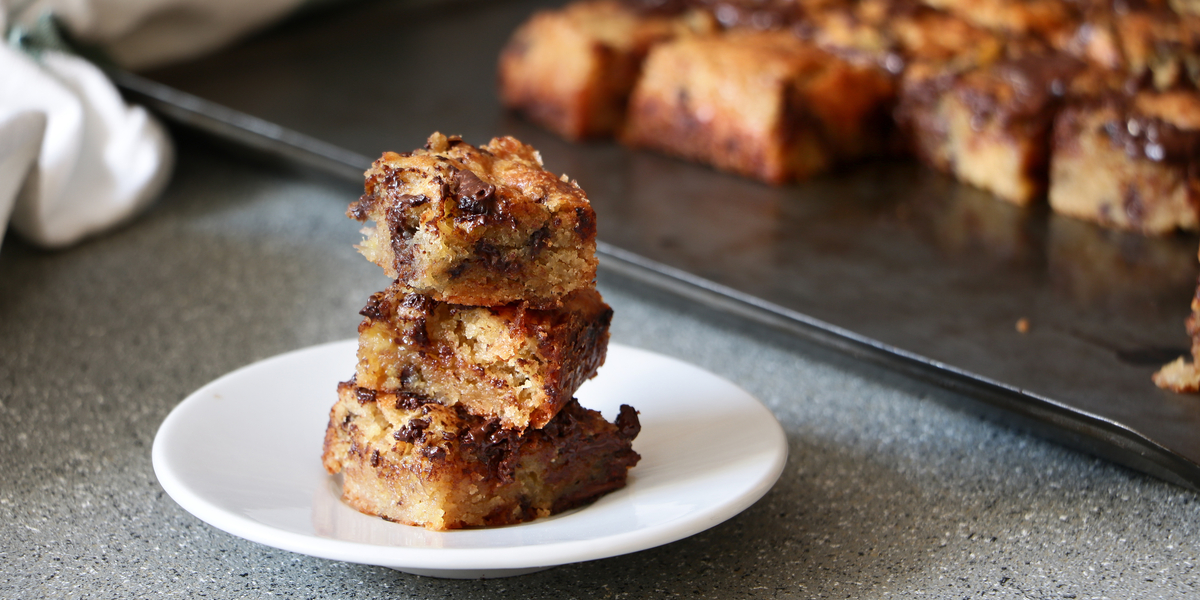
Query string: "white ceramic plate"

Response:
xmin=152 ymin=341 xmax=788 ymax=578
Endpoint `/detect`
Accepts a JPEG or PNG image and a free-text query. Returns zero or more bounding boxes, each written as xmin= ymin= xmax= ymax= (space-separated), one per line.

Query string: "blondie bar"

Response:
xmin=896 ymin=53 xmax=1086 ymax=205
xmin=1049 ymin=90 xmax=1200 ymax=233
xmin=349 ymin=133 xmax=598 ymax=308
xmin=497 ymin=0 xmax=713 ymax=139
xmin=622 ymin=29 xmax=894 ymax=183
xmin=322 ymin=382 xmax=641 ymax=530
xmin=355 ymin=285 xmax=612 ymax=431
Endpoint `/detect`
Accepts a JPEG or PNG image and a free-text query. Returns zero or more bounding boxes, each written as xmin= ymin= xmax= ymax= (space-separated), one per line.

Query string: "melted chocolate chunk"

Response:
xmin=393 ymin=417 xmax=431 ymax=444
xmin=961 ymin=54 xmax=1086 ymax=124
xmin=359 ymin=291 xmax=389 ymax=321
xmin=395 ymin=294 xmax=434 ymax=346
xmin=1099 ymin=97 xmax=1200 ymax=166
xmin=458 ymin=416 xmax=523 ymax=482
xmin=474 ymin=240 xmax=519 ymax=274
xmin=347 ymin=195 xmax=373 ymax=221
xmin=399 ymin=366 xmax=419 ymax=387
xmin=574 ymin=206 xmax=596 ymax=238
xmin=452 ymin=169 xmax=497 ymax=216
xmin=461 ymin=419 xmax=499 ymax=447
xmin=356 ymin=387 xmax=378 ymax=405
xmin=615 ymin=405 xmax=642 ymax=440
xmin=395 ymin=391 xmax=433 ymax=411
xmin=527 ymin=225 xmax=551 ymax=254
xmin=383 ymin=194 xmax=426 ymax=262
xmin=400 ymin=293 xmax=434 ymax=313
xmin=398 ymin=193 xmax=429 ymax=211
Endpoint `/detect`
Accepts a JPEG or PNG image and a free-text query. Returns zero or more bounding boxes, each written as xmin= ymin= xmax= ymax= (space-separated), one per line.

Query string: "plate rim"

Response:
xmin=152 ymin=340 xmax=788 ymax=571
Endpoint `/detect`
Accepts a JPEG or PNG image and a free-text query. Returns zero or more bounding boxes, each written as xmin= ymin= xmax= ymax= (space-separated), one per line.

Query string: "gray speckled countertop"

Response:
xmin=1 ymin=139 xmax=1197 ymax=599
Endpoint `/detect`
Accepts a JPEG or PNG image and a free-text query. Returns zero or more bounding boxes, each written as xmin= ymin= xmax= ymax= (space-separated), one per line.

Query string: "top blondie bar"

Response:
xmin=349 ymin=133 xmax=598 ymax=308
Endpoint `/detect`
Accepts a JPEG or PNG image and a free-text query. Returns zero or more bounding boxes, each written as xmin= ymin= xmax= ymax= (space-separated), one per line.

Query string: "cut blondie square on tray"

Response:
xmin=896 ymin=53 xmax=1086 ymax=205
xmin=1049 ymin=90 xmax=1200 ymax=234
xmin=355 ymin=284 xmax=612 ymax=431
xmin=349 ymin=133 xmax=598 ymax=308
xmin=322 ymin=382 xmax=641 ymax=530
xmin=622 ymin=29 xmax=895 ymax=184
xmin=497 ymin=0 xmax=714 ymax=140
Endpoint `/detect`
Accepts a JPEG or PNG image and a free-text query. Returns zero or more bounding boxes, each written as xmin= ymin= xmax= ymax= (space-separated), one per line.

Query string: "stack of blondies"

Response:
xmin=321 ymin=133 xmax=641 ymax=530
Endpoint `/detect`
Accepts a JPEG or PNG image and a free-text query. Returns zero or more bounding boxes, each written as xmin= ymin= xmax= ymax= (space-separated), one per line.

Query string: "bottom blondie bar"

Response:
xmin=322 ymin=382 xmax=641 ymax=530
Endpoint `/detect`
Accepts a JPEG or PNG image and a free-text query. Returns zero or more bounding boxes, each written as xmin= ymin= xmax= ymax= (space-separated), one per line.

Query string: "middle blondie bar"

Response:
xmin=356 ymin=284 xmax=612 ymax=431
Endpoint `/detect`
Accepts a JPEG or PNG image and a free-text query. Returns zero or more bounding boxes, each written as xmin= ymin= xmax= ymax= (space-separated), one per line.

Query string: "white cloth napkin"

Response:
xmin=0 ymin=0 xmax=305 ymax=251
xmin=15 ymin=0 xmax=311 ymax=70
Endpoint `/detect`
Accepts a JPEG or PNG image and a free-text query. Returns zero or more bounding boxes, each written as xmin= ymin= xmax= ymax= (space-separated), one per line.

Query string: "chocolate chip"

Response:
xmin=574 ymin=207 xmax=596 ymax=238
xmin=400 ymin=293 xmax=433 ymax=312
xmin=474 ymin=240 xmax=518 ymax=274
xmin=616 ymin=405 xmax=641 ymax=439
xmin=356 ymin=388 xmax=378 ymax=405
xmin=359 ymin=291 xmax=389 ymax=321
xmin=347 ymin=195 xmax=372 ymax=221
xmin=527 ymin=225 xmax=551 ymax=254
xmin=399 ymin=366 xmax=419 ymax=388
xmin=452 ymin=169 xmax=496 ymax=215
xmin=393 ymin=417 xmax=430 ymax=444
xmin=395 ymin=391 xmax=432 ymax=411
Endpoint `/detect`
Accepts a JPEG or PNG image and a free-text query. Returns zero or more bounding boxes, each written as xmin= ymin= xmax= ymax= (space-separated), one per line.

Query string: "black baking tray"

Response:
xmin=114 ymin=0 xmax=1200 ymax=490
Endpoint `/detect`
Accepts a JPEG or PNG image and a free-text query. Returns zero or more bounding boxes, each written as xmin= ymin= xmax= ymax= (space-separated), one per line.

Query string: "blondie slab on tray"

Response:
xmin=349 ymin=133 xmax=598 ymax=308
xmin=1050 ymin=90 xmax=1200 ymax=234
xmin=497 ymin=0 xmax=712 ymax=140
xmin=356 ymin=285 xmax=612 ymax=431
xmin=622 ymin=29 xmax=895 ymax=184
xmin=896 ymin=53 xmax=1086 ymax=205
xmin=322 ymin=382 xmax=641 ymax=530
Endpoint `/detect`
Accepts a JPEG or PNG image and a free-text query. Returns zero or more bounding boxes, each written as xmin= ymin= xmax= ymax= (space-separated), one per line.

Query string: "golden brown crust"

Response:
xmin=355 ymin=285 xmax=612 ymax=431
xmin=322 ymin=382 xmax=641 ymax=530
xmin=348 ymin=133 xmax=598 ymax=308
xmin=622 ymin=29 xmax=894 ymax=183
